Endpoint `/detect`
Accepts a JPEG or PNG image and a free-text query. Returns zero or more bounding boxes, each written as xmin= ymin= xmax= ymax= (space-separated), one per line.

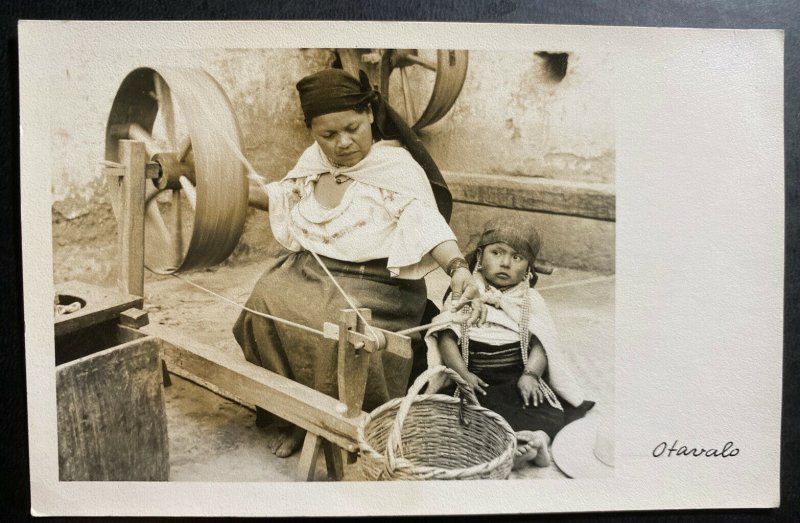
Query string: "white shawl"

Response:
xmin=424 ymin=285 xmax=587 ymax=407
xmin=284 ymin=140 xmax=438 ymax=207
xmin=267 ymin=140 xmax=453 ymax=278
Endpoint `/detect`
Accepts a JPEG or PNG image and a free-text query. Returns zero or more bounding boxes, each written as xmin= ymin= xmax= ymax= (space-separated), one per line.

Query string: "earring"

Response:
xmin=473 ymin=249 xmax=483 ymax=273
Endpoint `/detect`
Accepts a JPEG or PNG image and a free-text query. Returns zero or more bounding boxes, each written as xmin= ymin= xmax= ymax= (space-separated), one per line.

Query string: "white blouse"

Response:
xmin=265 ymin=174 xmax=456 ymax=280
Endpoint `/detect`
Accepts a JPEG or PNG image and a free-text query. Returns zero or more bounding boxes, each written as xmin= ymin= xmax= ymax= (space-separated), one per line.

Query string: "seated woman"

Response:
xmin=233 ymin=68 xmax=485 ymax=458
xmin=425 ymin=218 xmax=594 ymax=469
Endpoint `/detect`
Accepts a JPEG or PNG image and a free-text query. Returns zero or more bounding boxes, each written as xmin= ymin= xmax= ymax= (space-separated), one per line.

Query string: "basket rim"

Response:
xmin=357 ymin=392 xmax=518 ymax=479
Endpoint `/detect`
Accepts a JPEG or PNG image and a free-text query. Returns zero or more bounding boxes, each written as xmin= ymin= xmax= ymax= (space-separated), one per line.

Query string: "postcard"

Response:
xmin=19 ymin=20 xmax=782 ymax=516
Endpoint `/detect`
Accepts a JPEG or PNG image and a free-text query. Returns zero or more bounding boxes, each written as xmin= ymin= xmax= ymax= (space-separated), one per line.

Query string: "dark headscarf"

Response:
xmin=458 ymin=217 xmax=541 ymax=289
xmin=477 ymin=216 xmax=542 ymax=268
xmin=296 ymin=68 xmax=453 ymax=221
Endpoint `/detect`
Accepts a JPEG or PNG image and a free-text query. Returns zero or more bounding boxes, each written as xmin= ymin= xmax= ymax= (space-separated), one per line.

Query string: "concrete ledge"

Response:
xmin=450 ymin=204 xmax=615 ymax=275
xmin=443 ymin=171 xmax=615 ymax=221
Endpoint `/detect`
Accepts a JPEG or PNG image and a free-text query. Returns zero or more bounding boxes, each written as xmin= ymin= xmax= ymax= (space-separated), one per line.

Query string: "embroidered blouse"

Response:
xmin=265 ymin=143 xmax=456 ymax=280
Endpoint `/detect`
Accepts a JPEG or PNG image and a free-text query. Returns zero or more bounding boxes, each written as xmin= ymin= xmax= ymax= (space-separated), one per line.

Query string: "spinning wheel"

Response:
xmin=336 ymin=48 xmax=469 ymax=132
xmin=105 ymin=67 xmax=248 ymax=274
xmin=99 ymin=65 xmax=453 ymax=482
xmin=380 ymin=49 xmax=468 ymax=132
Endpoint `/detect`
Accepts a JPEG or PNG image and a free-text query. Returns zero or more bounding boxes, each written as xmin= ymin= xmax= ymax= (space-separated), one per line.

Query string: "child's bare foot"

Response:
xmin=513 ymin=430 xmax=552 ymax=469
xmin=269 ymin=426 xmax=306 ymax=458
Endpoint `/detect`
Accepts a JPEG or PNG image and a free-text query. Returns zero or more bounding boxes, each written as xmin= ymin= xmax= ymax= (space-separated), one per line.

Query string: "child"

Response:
xmin=425 ymin=218 xmax=594 ymax=469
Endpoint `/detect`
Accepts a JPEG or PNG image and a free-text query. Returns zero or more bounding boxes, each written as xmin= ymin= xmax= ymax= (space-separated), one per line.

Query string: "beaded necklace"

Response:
xmin=456 ymin=266 xmax=563 ymax=411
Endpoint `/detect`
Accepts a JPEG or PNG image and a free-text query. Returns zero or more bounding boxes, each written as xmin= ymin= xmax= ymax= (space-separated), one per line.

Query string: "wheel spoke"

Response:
xmin=403 ymin=53 xmax=437 ymax=72
xmin=177 ymin=135 xmax=192 ymax=162
xmin=128 ymin=123 xmax=160 ymax=157
xmin=170 ymin=189 xmax=183 ymax=267
xmin=154 ymin=73 xmax=178 ymax=150
xmin=145 ymin=186 xmax=160 ymax=207
xmin=145 ymin=200 xmax=172 ymax=248
xmin=400 ymin=67 xmax=417 ymax=125
xmin=179 ymin=176 xmax=197 ymax=210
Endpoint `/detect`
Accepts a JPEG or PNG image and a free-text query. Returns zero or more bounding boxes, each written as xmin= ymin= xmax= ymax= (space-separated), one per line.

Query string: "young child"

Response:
xmin=425 ymin=218 xmax=594 ymax=469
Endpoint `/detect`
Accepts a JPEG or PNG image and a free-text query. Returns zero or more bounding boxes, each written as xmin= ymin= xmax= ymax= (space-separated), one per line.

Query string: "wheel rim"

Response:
xmin=105 ymin=67 xmax=248 ymax=274
xmin=378 ymin=49 xmax=468 ymax=131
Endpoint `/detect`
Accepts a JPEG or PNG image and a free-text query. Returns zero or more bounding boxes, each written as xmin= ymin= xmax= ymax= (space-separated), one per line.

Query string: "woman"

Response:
xmin=233 ymin=68 xmax=485 ymax=458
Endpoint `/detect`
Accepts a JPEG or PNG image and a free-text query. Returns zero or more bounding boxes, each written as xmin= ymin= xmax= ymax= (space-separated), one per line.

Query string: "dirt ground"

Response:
xmin=123 ymin=258 xmax=615 ymax=482
xmin=52 ymin=205 xmax=614 ymax=482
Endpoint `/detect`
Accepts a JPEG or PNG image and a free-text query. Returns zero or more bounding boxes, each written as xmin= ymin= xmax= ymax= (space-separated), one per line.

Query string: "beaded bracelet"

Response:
xmin=445 ymin=257 xmax=470 ymax=277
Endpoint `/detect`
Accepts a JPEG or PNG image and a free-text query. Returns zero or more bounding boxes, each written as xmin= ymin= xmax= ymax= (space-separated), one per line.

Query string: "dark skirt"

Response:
xmin=441 ymin=338 xmax=593 ymax=440
xmin=233 ymin=249 xmax=428 ymax=418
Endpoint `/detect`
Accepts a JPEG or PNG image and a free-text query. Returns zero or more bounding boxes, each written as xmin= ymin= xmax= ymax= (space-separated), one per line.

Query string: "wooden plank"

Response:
xmin=117 ymin=139 xmax=147 ymax=297
xmin=54 ymin=281 xmax=142 ymax=337
xmin=143 ymin=323 xmax=366 ymax=453
xmin=56 ymin=335 xmax=169 ymax=481
xmin=443 ymin=170 xmax=616 ymax=221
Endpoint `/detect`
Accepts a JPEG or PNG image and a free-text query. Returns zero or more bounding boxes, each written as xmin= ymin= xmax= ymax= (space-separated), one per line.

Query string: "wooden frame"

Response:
xmin=108 ymin=138 xmax=411 ymax=481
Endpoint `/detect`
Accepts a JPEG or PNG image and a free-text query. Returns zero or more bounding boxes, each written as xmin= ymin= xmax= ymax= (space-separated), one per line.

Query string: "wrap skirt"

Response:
xmin=233 ymin=249 xmax=427 ymax=417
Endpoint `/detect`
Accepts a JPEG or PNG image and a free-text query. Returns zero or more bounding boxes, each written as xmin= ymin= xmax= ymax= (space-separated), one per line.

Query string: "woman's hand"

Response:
xmin=464 ymin=372 xmax=489 ymax=396
xmin=517 ymin=373 xmax=543 ymax=407
xmin=450 ymin=267 xmax=487 ymax=326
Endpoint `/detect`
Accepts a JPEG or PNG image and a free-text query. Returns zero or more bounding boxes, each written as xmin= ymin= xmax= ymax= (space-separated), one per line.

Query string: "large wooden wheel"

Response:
xmin=105 ymin=67 xmax=248 ymax=274
xmin=379 ymin=49 xmax=468 ymax=132
xmin=336 ymin=49 xmax=468 ymax=132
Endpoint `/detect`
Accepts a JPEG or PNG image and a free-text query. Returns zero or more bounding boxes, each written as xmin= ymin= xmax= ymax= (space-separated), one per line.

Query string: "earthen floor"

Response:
xmin=142 ymin=260 xmax=614 ymax=481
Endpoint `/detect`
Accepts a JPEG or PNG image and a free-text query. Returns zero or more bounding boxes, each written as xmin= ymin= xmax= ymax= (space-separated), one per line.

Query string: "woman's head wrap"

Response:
xmin=477 ymin=217 xmax=542 ymax=268
xmin=296 ymin=68 xmax=378 ymax=124
xmin=295 ymin=67 xmax=453 ymax=221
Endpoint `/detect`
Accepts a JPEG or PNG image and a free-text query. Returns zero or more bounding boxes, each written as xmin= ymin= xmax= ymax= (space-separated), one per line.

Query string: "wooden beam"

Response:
xmin=54 ymin=281 xmax=142 ymax=337
xmin=443 ymin=170 xmax=616 ymax=221
xmin=143 ymin=323 xmax=365 ymax=453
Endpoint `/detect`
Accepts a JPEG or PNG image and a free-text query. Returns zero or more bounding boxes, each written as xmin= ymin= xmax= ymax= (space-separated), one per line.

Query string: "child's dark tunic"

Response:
xmin=442 ymin=336 xmax=593 ymax=440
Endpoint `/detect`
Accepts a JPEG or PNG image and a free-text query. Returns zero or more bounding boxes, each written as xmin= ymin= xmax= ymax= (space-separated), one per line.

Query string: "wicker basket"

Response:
xmin=357 ymin=365 xmax=517 ymax=480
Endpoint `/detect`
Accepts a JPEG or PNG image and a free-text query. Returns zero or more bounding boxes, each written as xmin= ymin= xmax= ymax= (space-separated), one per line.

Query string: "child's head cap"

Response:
xmin=477 ymin=217 xmax=541 ymax=266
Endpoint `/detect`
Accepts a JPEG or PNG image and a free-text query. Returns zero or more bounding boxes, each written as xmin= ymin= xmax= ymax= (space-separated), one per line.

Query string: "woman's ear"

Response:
xmin=367 ymin=106 xmax=374 ymax=124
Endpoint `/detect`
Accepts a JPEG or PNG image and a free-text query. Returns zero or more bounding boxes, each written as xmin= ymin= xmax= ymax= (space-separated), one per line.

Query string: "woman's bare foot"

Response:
xmin=269 ymin=426 xmax=306 ymax=458
xmin=513 ymin=430 xmax=552 ymax=469
xmin=262 ymin=424 xmax=283 ymax=449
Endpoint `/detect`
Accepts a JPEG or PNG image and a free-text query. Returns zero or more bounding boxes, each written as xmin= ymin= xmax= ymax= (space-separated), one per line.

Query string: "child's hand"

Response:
xmin=464 ymin=372 xmax=489 ymax=396
xmin=517 ymin=374 xmax=543 ymax=407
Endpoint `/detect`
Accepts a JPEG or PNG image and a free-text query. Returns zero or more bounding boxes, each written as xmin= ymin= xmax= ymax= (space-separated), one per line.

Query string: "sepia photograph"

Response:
xmin=49 ymin=41 xmax=615 ymax=483
xmin=20 ymin=20 xmax=782 ymax=517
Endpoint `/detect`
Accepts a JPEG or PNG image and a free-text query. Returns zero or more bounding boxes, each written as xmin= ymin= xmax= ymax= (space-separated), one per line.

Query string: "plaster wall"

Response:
xmin=48 ymin=47 xmax=614 ymax=285
xmin=421 ymin=48 xmax=614 ymax=184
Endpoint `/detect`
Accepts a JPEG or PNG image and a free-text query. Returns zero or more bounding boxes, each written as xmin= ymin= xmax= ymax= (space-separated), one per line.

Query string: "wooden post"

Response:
xmin=117 ymin=140 xmax=147 ymax=297
xmin=296 ymin=432 xmax=323 ymax=481
xmin=322 ymin=440 xmax=345 ymax=480
xmin=337 ymin=308 xmax=372 ymax=418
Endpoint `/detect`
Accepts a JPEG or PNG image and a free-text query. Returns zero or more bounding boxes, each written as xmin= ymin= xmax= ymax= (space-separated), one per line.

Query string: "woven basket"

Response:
xmin=357 ymin=365 xmax=517 ymax=480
